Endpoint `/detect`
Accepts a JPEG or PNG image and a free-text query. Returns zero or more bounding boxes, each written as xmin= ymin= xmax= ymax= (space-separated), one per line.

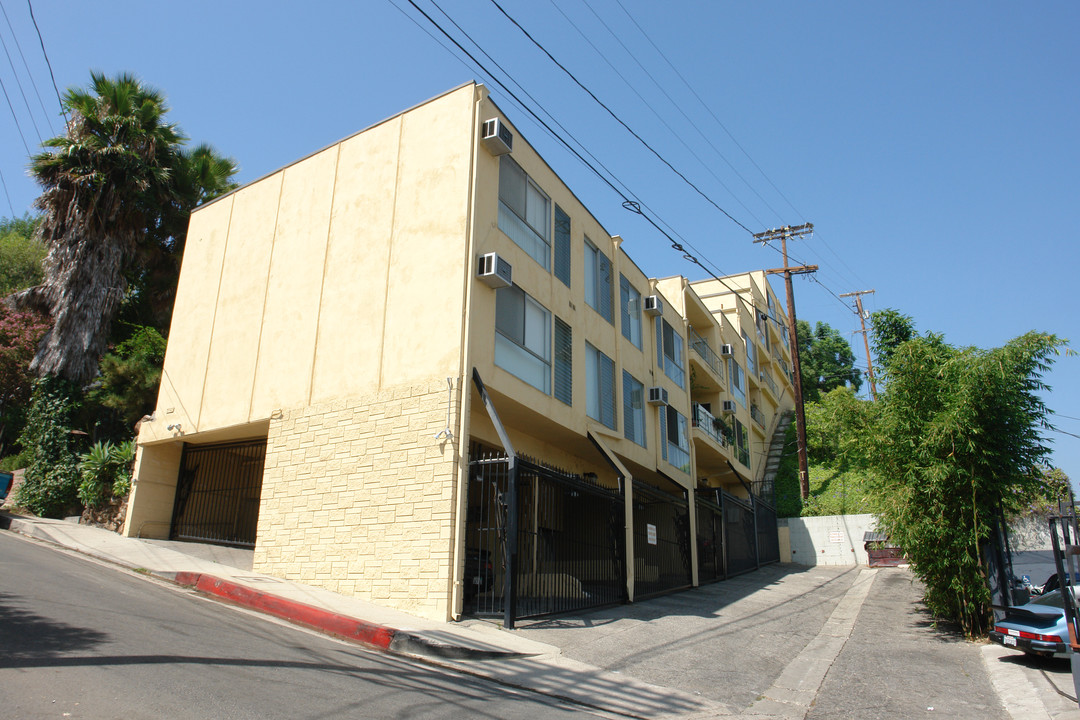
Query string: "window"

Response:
xmin=586 ymin=342 xmax=616 ymax=429
xmin=735 ymin=419 xmax=749 ymax=467
xmin=553 ymin=316 xmax=572 ymax=405
xmin=662 ymin=406 xmax=690 ymax=473
xmin=743 ymin=330 xmax=757 ymax=377
xmin=498 ymin=155 xmax=550 ymax=269
xmin=495 ymin=285 xmax=551 ymax=393
xmin=619 ymin=275 xmax=642 ymax=349
xmin=554 ymin=205 xmax=571 ymax=287
xmin=656 ymin=317 xmax=685 ymax=389
xmin=584 ymin=238 xmax=613 ymax=323
xmin=729 ymin=357 xmax=747 ymax=408
xmin=623 ymin=371 xmax=645 ymax=446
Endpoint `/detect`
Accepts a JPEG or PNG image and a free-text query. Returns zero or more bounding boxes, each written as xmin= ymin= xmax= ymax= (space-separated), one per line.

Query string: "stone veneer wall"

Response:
xmin=253 ymin=379 xmax=461 ymax=620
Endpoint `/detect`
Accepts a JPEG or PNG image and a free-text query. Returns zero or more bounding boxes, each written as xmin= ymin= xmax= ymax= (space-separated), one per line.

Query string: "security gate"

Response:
xmin=696 ymin=492 xmax=725 ymax=583
xmin=632 ymin=479 xmax=692 ymax=598
xmin=464 ymin=444 xmax=626 ymax=622
xmin=756 ymin=500 xmax=780 ymax=566
xmin=723 ymin=490 xmax=758 ymax=576
xmin=170 ymin=439 xmax=266 ymax=547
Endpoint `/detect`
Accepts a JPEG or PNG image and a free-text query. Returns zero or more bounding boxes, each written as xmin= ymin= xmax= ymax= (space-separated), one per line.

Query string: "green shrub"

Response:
xmin=77 ymin=439 xmax=135 ymax=509
xmin=14 ymin=376 xmax=81 ymax=517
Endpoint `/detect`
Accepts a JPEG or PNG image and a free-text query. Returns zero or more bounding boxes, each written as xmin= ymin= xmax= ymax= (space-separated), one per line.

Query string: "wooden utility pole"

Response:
xmin=839 ymin=290 xmax=877 ymax=401
xmin=754 ymin=223 xmax=816 ymax=500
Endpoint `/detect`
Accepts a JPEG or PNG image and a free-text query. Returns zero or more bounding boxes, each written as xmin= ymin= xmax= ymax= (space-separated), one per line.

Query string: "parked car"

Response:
xmin=0 ymin=471 xmax=13 ymax=503
xmin=990 ymin=588 xmax=1075 ymax=658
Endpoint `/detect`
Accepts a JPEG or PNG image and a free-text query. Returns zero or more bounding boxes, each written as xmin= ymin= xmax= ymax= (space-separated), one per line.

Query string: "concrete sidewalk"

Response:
xmin=3 ymin=511 xmax=1076 ymax=718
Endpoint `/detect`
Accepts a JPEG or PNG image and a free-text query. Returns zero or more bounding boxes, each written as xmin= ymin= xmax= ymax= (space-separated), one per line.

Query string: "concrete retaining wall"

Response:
xmin=779 ymin=513 xmax=878 ymax=567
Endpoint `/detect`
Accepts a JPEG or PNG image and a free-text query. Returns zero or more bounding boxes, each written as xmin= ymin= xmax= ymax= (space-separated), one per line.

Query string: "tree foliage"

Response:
xmin=0 ymin=305 xmax=50 ymax=459
xmin=13 ymin=376 xmax=82 ymax=517
xmin=0 ymin=215 xmax=46 ymax=298
xmin=865 ymin=324 xmax=1064 ymax=636
xmin=87 ymin=324 xmax=167 ymax=432
xmin=796 ymin=320 xmax=862 ymax=403
xmin=11 ymin=71 xmax=236 ymax=385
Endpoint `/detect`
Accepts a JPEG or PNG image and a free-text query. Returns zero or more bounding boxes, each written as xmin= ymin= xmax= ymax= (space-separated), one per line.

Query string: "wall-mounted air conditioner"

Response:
xmin=719 ymin=343 xmax=734 ymax=357
xmin=481 ymin=118 xmax=513 ymax=156
xmin=647 ymin=386 xmax=669 ymax=406
xmin=721 ymin=400 xmax=736 ymax=414
xmin=644 ymin=295 xmax=663 ymax=317
xmin=477 ymin=252 xmax=512 ymax=289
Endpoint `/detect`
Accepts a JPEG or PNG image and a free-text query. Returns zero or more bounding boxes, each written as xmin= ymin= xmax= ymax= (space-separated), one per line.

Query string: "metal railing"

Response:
xmin=692 ymin=403 xmax=729 ymax=448
xmin=688 ymin=327 xmax=724 ymax=381
xmin=761 ymin=370 xmax=778 ymax=397
xmin=750 ymin=403 xmax=766 ymax=429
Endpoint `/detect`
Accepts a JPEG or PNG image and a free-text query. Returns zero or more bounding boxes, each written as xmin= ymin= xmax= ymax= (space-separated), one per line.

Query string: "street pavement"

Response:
xmin=2 ymin=511 xmax=1077 ymax=719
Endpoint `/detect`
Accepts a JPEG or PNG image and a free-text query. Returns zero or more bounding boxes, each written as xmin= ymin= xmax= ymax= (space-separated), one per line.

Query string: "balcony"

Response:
xmin=750 ymin=403 xmax=766 ymax=429
xmin=692 ymin=403 xmax=729 ymax=448
xmin=688 ymin=327 xmax=724 ymax=390
xmin=760 ymin=370 xmax=779 ymax=398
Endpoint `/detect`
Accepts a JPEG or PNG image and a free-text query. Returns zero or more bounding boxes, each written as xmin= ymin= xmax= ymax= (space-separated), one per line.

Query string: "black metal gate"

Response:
xmin=695 ymin=492 xmax=725 ymax=584
xmin=171 ymin=439 xmax=266 ymax=547
xmin=756 ymin=499 xmax=780 ymax=566
xmin=632 ymin=479 xmax=692 ymax=598
xmin=723 ymin=490 xmax=758 ymax=576
xmin=464 ymin=444 xmax=626 ymax=621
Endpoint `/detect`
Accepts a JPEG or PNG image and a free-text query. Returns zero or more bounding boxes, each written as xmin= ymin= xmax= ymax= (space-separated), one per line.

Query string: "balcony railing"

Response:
xmin=761 ymin=370 xmax=778 ymax=398
xmin=750 ymin=403 xmax=766 ymax=429
xmin=692 ymin=403 xmax=729 ymax=448
xmin=688 ymin=327 xmax=724 ymax=381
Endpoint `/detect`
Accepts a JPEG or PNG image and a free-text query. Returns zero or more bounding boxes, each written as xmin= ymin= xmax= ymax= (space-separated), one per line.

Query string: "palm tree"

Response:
xmin=11 ymin=72 xmax=236 ymax=384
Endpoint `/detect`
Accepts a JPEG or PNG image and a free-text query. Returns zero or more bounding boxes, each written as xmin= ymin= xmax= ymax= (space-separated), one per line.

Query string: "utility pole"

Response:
xmin=753 ymin=223 xmax=816 ymax=500
xmin=839 ymin=290 xmax=877 ymax=401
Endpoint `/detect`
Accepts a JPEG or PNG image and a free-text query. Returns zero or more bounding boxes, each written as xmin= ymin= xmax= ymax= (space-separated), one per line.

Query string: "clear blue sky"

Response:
xmin=1 ymin=1 xmax=1077 ymax=485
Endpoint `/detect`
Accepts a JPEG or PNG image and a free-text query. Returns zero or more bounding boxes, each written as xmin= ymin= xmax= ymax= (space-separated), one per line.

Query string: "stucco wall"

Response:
xmin=254 ymin=378 xmax=461 ymax=621
xmin=780 ymin=513 xmax=878 ymax=567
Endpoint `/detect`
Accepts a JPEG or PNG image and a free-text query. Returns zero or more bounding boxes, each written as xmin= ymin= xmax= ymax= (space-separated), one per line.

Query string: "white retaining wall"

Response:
xmin=779 ymin=513 xmax=878 ymax=567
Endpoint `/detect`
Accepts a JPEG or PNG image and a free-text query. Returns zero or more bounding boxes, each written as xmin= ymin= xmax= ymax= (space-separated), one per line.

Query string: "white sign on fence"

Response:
xmin=647 ymin=524 xmax=657 ymax=545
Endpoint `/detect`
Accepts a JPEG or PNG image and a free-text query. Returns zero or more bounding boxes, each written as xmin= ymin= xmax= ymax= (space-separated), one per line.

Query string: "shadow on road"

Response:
xmin=0 ymin=590 xmax=110 ymax=662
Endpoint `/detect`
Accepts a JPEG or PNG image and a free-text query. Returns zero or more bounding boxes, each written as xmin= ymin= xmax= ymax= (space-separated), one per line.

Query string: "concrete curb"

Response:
xmin=167 ymin=571 xmax=529 ymax=660
xmin=1 ymin=514 xmax=528 ymax=662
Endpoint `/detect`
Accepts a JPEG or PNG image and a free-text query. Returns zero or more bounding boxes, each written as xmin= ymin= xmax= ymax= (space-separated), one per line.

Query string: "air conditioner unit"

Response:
xmin=721 ymin=400 xmax=736 ymax=414
xmin=644 ymin=295 xmax=663 ymax=317
xmin=719 ymin=343 xmax=734 ymax=357
xmin=647 ymin=386 xmax=669 ymax=406
xmin=477 ymin=252 xmax=512 ymax=289
xmin=481 ymin=118 xmax=513 ymax=156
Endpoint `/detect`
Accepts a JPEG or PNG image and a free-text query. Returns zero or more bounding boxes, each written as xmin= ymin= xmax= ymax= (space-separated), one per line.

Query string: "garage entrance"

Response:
xmin=170 ymin=439 xmax=266 ymax=548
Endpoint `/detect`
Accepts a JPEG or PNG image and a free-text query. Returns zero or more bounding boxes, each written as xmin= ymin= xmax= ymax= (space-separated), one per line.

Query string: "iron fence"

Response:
xmin=464 ymin=444 xmax=626 ymax=621
xmin=632 ymin=479 xmax=692 ymax=598
xmin=756 ymin=500 xmax=780 ymax=565
xmin=695 ymin=492 xmax=725 ymax=584
xmin=723 ymin=490 xmax=758 ymax=576
xmin=170 ymin=439 xmax=266 ymax=547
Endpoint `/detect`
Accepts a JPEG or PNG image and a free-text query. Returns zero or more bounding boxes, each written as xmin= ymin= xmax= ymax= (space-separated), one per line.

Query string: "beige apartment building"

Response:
xmin=122 ymin=83 xmax=796 ymax=623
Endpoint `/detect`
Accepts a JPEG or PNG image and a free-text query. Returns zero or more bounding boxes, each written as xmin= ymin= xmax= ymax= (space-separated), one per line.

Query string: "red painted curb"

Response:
xmin=183 ymin=574 xmax=396 ymax=650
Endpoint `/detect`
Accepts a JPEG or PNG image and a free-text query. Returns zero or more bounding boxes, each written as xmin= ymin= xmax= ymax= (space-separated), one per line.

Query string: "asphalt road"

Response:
xmin=0 ymin=533 xmax=594 ymax=719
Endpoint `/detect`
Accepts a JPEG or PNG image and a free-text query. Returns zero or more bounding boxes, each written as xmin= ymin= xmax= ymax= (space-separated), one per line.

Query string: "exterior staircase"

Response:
xmin=757 ymin=411 xmax=794 ymax=504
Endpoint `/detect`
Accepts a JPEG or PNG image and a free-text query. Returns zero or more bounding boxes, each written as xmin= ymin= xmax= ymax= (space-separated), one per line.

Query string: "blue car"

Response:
xmin=990 ymin=588 xmax=1074 ymax=658
xmin=0 ymin=471 xmax=12 ymax=502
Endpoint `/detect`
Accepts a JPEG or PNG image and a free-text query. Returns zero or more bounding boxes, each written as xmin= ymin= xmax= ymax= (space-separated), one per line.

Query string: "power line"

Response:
xmin=0 ymin=164 xmax=14 ymax=216
xmin=487 ymin=0 xmax=757 ymax=237
xmin=550 ymin=0 xmax=773 ymax=228
xmin=0 ymin=19 xmax=41 ymax=144
xmin=26 ymin=0 xmax=64 ymax=125
xmin=0 ymin=70 xmax=30 ymax=154
xmin=0 ymin=0 xmax=52 ymax=135
xmin=400 ymin=0 xmax=773 ymax=310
